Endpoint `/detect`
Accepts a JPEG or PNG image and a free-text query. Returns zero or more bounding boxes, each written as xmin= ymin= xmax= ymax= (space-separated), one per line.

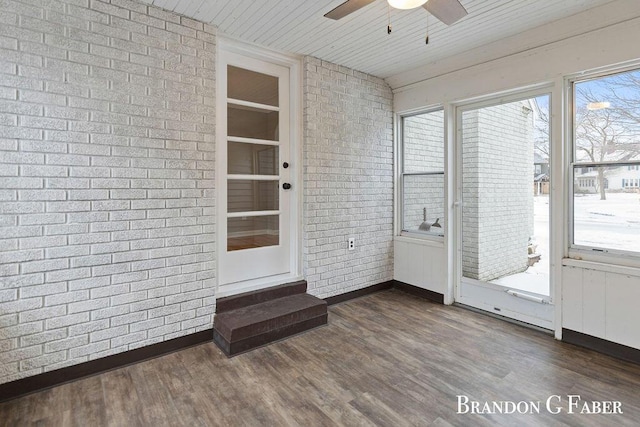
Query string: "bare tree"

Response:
xmin=606 ymin=71 xmax=640 ymax=126
xmin=575 ymin=79 xmax=640 ymax=200
xmin=533 ymin=101 xmax=550 ymax=161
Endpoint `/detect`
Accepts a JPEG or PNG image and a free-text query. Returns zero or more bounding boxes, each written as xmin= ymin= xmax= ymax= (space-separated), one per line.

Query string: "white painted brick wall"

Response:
xmin=462 ymin=102 xmax=534 ymax=281
xmin=0 ymin=0 xmax=216 ymax=385
xmin=303 ymin=57 xmax=394 ymax=298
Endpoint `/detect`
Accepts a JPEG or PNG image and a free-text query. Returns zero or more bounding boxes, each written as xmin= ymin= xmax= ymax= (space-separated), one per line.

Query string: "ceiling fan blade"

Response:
xmin=423 ymin=0 xmax=468 ymax=25
xmin=324 ymin=0 xmax=377 ymax=20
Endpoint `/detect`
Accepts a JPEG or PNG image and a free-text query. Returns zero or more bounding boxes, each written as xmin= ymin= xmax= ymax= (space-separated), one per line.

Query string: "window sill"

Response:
xmin=395 ymin=233 xmax=445 ymax=248
xmin=563 ymin=257 xmax=640 ymax=277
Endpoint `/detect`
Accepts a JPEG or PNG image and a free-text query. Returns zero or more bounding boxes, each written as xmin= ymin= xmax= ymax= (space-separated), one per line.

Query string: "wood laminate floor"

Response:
xmin=1 ymin=289 xmax=639 ymax=426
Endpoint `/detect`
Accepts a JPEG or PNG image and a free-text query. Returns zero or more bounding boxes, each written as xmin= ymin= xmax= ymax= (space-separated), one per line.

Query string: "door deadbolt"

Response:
xmin=282 ymin=183 xmax=292 ymax=190
xmin=283 ymin=162 xmax=289 ymax=169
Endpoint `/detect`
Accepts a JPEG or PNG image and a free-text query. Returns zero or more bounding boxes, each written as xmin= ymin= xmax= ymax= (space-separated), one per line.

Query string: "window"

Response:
xmin=571 ymin=67 xmax=640 ymax=255
xmin=399 ymin=109 xmax=445 ymax=238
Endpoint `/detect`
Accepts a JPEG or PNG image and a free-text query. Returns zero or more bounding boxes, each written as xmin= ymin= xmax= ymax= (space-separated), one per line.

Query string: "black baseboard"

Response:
xmin=323 ymin=280 xmax=445 ymax=306
xmin=0 ymin=328 xmax=213 ymax=403
xmin=1 ymin=281 xmax=443 ymax=403
xmin=562 ymin=329 xmax=640 ymax=365
xmin=324 ymin=281 xmax=394 ymax=305
xmin=392 ymin=280 xmax=445 ymax=304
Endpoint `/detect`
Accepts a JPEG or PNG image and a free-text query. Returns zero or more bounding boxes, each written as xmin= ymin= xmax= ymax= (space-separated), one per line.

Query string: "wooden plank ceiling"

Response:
xmin=138 ymin=0 xmax=616 ymax=83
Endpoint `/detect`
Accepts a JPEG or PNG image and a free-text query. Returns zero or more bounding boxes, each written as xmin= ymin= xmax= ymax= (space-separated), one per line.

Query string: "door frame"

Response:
xmin=452 ymin=86 xmax=556 ymax=330
xmin=215 ymin=38 xmax=303 ymax=298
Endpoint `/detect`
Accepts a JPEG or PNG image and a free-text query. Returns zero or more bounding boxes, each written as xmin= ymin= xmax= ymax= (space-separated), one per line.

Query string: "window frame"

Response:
xmin=397 ymin=107 xmax=446 ymax=241
xmin=568 ymin=65 xmax=640 ymax=261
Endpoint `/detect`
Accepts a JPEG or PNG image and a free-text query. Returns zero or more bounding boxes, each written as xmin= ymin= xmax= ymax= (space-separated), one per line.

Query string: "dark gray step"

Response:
xmin=214 ymin=314 xmax=327 ymax=356
xmin=215 ymin=280 xmax=307 ymax=314
xmin=215 ymin=293 xmax=326 ymax=342
xmin=213 ymin=293 xmax=327 ymax=356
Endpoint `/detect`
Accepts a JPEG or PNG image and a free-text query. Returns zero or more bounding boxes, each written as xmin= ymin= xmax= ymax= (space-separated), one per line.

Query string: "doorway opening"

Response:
xmin=456 ymin=93 xmax=553 ymax=329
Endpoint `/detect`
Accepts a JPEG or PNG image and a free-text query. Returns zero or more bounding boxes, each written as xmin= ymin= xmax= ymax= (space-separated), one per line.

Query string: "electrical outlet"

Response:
xmin=348 ymin=238 xmax=355 ymax=251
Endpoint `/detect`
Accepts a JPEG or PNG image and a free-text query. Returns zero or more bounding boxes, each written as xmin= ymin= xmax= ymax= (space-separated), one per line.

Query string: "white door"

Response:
xmin=455 ymin=92 xmax=554 ymax=329
xmin=217 ymin=48 xmax=297 ymax=296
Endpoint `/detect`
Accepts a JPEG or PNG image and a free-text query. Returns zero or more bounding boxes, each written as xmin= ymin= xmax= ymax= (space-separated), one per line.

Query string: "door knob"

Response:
xmin=283 ymin=162 xmax=289 ymax=169
xmin=282 ymin=183 xmax=291 ymax=190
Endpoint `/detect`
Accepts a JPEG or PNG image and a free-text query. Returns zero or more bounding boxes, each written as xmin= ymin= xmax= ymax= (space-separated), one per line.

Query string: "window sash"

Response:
xmin=399 ymin=171 xmax=446 ymax=239
xmin=570 ymin=67 xmax=640 ymax=258
xmin=398 ymin=109 xmax=445 ymax=240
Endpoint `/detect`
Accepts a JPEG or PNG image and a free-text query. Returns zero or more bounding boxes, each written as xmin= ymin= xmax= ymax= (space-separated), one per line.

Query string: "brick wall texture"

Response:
xmin=302 ymin=57 xmax=394 ymax=298
xmin=461 ymin=101 xmax=534 ymax=282
xmin=0 ymin=0 xmax=217 ymax=384
xmin=0 ymin=2 xmax=398 ymax=385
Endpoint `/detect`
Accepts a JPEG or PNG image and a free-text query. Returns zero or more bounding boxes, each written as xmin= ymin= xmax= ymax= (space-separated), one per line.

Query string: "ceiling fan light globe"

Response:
xmin=387 ymin=0 xmax=428 ymax=10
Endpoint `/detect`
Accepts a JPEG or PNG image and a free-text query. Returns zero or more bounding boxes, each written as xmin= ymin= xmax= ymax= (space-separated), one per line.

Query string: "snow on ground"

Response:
xmin=573 ymin=192 xmax=640 ymax=253
xmin=494 ymin=192 xmax=640 ymax=296
xmin=493 ymin=195 xmax=550 ymax=296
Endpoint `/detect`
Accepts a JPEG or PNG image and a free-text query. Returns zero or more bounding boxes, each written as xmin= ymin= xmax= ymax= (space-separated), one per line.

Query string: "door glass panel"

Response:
xmin=461 ymin=95 xmax=550 ymax=296
xmin=220 ymin=57 xmax=291 ymax=285
xmin=228 ymin=142 xmax=278 ymax=175
xmin=228 ymin=105 xmax=279 ymax=141
xmin=227 ymin=65 xmax=278 ymax=106
xmin=227 ymin=215 xmax=279 ymax=251
xmin=227 ymin=180 xmax=279 ymax=212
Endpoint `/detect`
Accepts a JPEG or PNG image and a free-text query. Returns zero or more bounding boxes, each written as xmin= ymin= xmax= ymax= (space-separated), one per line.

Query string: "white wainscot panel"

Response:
xmin=606 ymin=273 xmax=640 ymax=350
xmin=562 ymin=265 xmax=640 ymax=349
xmin=583 ymin=269 xmax=607 ymax=339
xmin=561 ymin=266 xmax=583 ymax=332
xmin=394 ymin=239 xmax=446 ymax=295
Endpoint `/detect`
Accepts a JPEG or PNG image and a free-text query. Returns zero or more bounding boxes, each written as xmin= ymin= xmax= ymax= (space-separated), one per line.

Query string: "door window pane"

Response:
xmin=227 ymin=180 xmax=279 ymax=213
xmin=228 ymin=105 xmax=279 ymax=141
xmin=227 ymin=65 xmax=278 ymax=106
xmin=227 ymin=215 xmax=279 ymax=251
xmin=228 ymin=142 xmax=278 ymax=175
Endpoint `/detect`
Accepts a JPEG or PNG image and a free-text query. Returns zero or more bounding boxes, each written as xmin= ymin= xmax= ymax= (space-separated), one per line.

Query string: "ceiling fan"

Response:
xmin=325 ymin=0 xmax=468 ymax=30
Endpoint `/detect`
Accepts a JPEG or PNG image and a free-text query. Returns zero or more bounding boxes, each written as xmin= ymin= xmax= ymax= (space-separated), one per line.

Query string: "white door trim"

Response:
xmin=452 ymin=86 xmax=556 ymax=330
xmin=215 ymin=38 xmax=303 ymax=298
